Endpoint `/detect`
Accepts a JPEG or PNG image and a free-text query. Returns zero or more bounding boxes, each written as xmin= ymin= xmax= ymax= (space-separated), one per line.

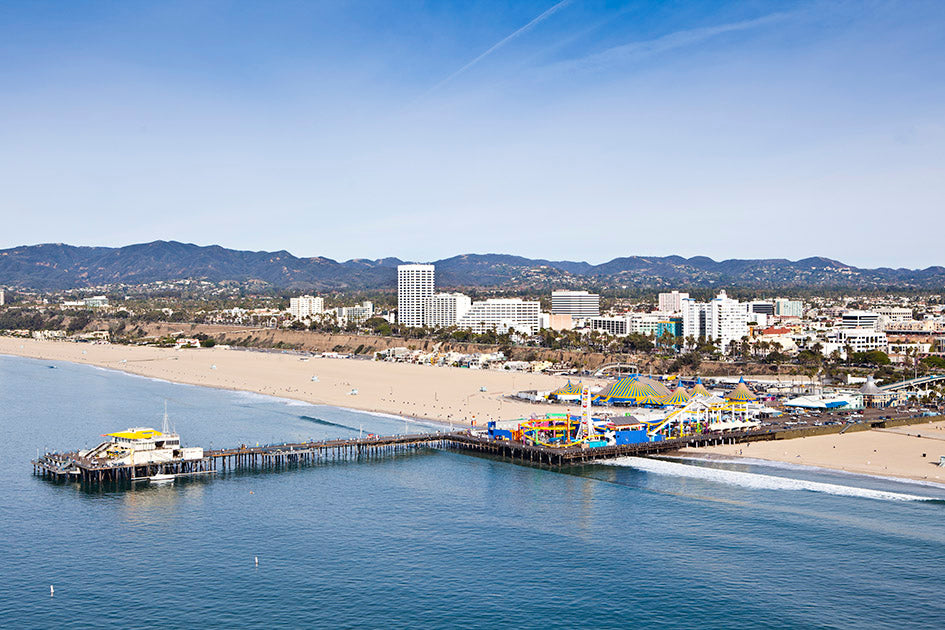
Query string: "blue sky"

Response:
xmin=1 ymin=1 xmax=943 ymax=267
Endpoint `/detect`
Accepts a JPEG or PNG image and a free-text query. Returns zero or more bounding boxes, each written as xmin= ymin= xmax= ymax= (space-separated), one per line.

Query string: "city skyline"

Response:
xmin=2 ymin=1 xmax=944 ymax=267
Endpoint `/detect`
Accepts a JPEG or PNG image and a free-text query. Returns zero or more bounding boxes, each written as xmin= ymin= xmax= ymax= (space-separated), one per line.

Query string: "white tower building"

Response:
xmin=289 ymin=295 xmax=325 ymax=320
xmin=682 ymin=291 xmax=749 ymax=351
xmin=658 ymin=291 xmax=689 ymax=314
xmin=456 ymin=299 xmax=541 ymax=335
xmin=706 ymin=291 xmax=750 ymax=351
xmin=426 ymin=292 xmax=472 ymax=328
xmin=551 ymin=290 xmax=600 ymax=319
xmin=397 ymin=264 xmax=435 ymax=327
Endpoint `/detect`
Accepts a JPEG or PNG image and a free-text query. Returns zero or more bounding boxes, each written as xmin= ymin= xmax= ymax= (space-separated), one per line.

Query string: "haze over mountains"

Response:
xmin=1 ymin=241 xmax=943 ymax=292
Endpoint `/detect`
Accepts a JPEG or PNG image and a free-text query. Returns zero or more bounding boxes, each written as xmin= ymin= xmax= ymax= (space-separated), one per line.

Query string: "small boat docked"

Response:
xmin=149 ymin=473 xmax=175 ymax=483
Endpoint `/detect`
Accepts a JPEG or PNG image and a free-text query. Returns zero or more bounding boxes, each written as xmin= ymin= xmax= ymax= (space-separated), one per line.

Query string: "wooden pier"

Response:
xmin=32 ymin=433 xmax=453 ymax=483
xmin=32 ymin=428 xmax=776 ymax=483
xmin=204 ymin=433 xmax=452 ymax=471
xmin=443 ymin=429 xmax=774 ymax=467
xmin=33 ymin=451 xmax=215 ymax=483
xmin=31 ymin=411 xmax=945 ymax=484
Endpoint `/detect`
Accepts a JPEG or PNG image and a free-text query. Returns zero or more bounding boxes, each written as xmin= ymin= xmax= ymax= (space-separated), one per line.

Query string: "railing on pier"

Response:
xmin=35 ymin=412 xmax=945 ymax=483
xmin=204 ymin=433 xmax=452 ymax=471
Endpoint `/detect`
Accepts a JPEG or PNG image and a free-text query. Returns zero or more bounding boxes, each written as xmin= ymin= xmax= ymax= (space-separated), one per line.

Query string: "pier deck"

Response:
xmin=32 ymin=429 xmax=765 ymax=482
xmin=33 ymin=412 xmax=945 ymax=483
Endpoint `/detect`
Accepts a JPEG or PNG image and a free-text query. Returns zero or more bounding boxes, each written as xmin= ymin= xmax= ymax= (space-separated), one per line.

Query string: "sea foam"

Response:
xmin=604 ymin=456 xmax=935 ymax=502
xmin=667 ymin=454 xmax=945 ymax=491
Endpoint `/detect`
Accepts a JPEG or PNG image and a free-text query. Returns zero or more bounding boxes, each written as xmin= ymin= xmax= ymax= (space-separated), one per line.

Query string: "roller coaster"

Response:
xmin=638 ymin=396 xmax=761 ymax=439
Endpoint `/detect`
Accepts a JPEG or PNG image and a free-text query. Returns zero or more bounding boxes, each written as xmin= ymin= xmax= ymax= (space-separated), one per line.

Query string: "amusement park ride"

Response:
xmin=494 ymin=379 xmax=763 ymax=449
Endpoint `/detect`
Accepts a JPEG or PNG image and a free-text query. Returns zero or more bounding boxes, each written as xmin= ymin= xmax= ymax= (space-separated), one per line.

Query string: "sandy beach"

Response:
xmin=0 ymin=337 xmax=590 ymax=427
xmin=9 ymin=336 xmax=945 ymax=485
xmin=683 ymin=421 xmax=945 ymax=484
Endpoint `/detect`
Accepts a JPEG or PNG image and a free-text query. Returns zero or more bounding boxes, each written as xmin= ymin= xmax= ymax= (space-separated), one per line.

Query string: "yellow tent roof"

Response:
xmin=663 ymin=387 xmax=691 ymax=406
xmin=690 ymin=378 xmax=710 ymax=397
xmin=725 ymin=378 xmax=757 ymax=402
xmin=551 ymin=381 xmax=584 ymax=396
xmin=105 ymin=428 xmax=162 ymax=440
xmin=598 ymin=376 xmax=671 ymax=401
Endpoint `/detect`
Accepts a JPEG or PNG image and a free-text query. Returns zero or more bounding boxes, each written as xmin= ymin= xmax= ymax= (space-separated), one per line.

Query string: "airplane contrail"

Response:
xmin=427 ymin=0 xmax=573 ymax=94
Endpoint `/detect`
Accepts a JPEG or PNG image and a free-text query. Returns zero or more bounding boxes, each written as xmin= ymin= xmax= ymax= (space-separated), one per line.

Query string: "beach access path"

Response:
xmin=0 ymin=337 xmax=594 ymax=426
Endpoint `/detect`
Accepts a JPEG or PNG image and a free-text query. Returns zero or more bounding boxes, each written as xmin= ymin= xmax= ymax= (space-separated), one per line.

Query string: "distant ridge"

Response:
xmin=0 ymin=241 xmax=943 ymax=291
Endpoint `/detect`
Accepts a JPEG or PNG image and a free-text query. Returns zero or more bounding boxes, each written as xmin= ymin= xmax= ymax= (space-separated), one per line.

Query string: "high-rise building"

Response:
xmin=841 ymin=310 xmax=880 ymax=331
xmin=456 ymin=299 xmax=540 ymax=335
xmin=750 ymin=301 xmax=774 ymax=316
xmin=707 ymin=291 xmax=750 ymax=350
xmin=682 ymin=291 xmax=749 ymax=350
xmin=0 ymin=288 xmax=4 ymax=306
xmin=774 ymin=298 xmax=804 ymax=318
xmin=658 ymin=291 xmax=689 ymax=314
xmin=551 ymin=290 xmax=600 ymax=319
xmin=425 ymin=292 xmax=472 ymax=328
xmin=334 ymin=301 xmax=374 ymax=326
xmin=682 ymin=299 xmax=709 ymax=341
xmin=397 ymin=264 xmax=435 ymax=327
xmin=289 ymin=295 xmax=325 ymax=320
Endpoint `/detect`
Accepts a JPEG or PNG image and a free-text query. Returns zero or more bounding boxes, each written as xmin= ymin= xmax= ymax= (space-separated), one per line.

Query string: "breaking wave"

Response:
xmin=298 ymin=415 xmax=360 ymax=433
xmin=604 ymin=457 xmax=936 ymax=502
xmin=668 ymin=455 xmax=945 ymax=491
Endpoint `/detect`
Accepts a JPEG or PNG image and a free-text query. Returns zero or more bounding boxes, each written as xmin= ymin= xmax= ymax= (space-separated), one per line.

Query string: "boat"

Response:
xmin=149 ymin=473 xmax=175 ymax=483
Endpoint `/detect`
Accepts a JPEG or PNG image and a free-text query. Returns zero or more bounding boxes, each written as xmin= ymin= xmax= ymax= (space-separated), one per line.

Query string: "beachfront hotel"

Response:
xmin=289 ymin=295 xmax=325 ymax=320
xmin=397 ymin=264 xmax=435 ymax=327
xmin=426 ymin=292 xmax=472 ymax=328
xmin=396 ymin=265 xmax=538 ymax=335
xmin=551 ymin=290 xmax=600 ymax=319
xmin=456 ymin=298 xmax=541 ymax=335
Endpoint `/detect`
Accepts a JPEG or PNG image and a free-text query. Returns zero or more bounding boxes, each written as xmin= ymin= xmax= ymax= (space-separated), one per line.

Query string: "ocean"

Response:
xmin=2 ymin=354 xmax=945 ymax=629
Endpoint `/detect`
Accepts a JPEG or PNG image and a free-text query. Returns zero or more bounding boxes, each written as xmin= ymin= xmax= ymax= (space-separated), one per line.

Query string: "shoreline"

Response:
xmin=1 ymin=337 xmax=588 ymax=428
xmin=679 ymin=421 xmax=945 ymax=485
xmin=98 ymin=361 xmax=449 ymax=430
xmin=666 ymin=451 xmax=945 ymax=490
xmin=9 ymin=336 xmax=945 ymax=485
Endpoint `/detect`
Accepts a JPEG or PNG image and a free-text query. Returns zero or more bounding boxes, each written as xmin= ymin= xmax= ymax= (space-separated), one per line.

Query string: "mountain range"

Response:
xmin=1 ymin=241 xmax=943 ymax=292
